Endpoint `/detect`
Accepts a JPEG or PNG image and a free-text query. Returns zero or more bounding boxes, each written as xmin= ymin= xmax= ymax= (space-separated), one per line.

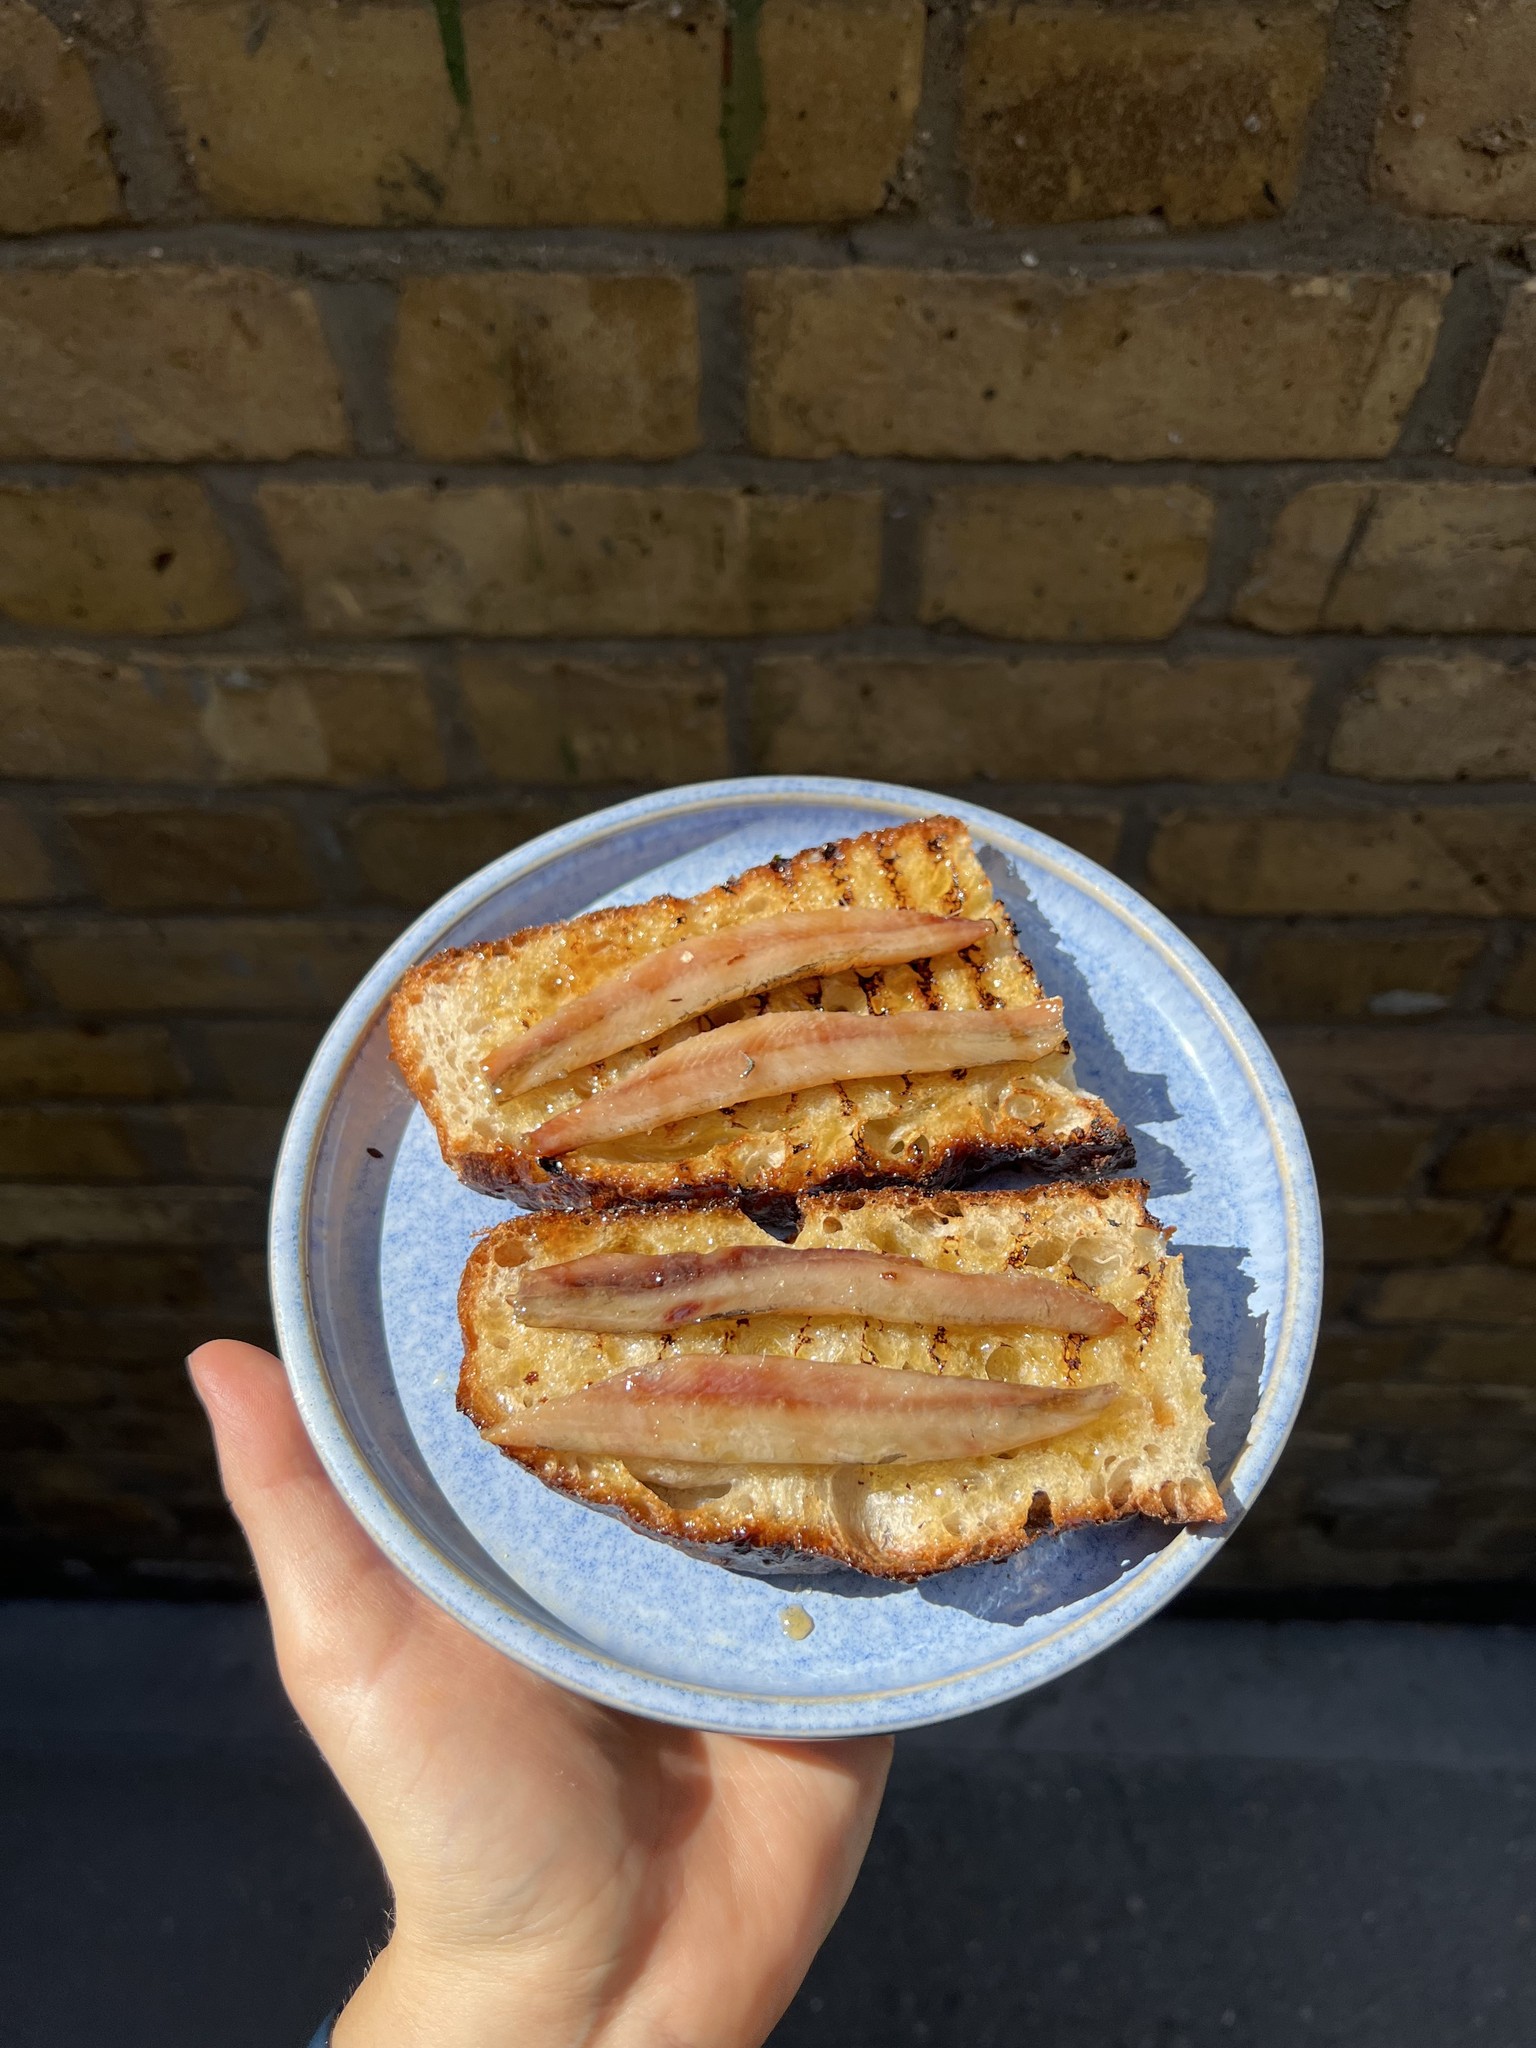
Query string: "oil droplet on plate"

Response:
xmin=779 ymin=1604 xmax=814 ymax=1642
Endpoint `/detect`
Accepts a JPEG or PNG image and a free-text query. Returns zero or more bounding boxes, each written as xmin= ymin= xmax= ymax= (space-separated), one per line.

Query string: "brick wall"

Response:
xmin=1 ymin=0 xmax=1533 ymax=1597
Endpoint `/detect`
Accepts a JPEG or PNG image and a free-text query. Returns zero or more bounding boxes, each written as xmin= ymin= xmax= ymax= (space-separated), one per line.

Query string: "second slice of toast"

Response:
xmin=390 ymin=815 xmax=1132 ymax=1209
xmin=458 ymin=1181 xmax=1223 ymax=1579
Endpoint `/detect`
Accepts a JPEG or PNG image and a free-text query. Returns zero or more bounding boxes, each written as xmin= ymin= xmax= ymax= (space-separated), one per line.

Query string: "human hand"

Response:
xmin=188 ymin=1341 xmax=891 ymax=2048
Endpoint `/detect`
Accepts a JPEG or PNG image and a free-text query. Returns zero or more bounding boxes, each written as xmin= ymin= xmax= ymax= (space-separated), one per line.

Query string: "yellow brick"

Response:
xmin=1366 ymin=1263 xmax=1536 ymax=1325
xmin=1460 ymin=282 xmax=1536 ymax=465
xmin=1147 ymin=809 xmax=1536 ymax=915
xmin=460 ymin=658 xmax=729 ymax=782
xmin=348 ymin=803 xmax=581 ymax=908
xmin=150 ymin=0 xmax=724 ymax=225
xmin=0 ymin=1108 xmax=144 ymax=1181
xmin=746 ymin=268 xmax=1448 ymax=459
xmin=0 ymin=266 xmax=348 ymax=461
xmin=196 ymin=659 xmax=445 ymax=787
xmin=1245 ymin=929 xmax=1483 ymax=1020
xmin=1236 ymin=483 xmax=1536 ymax=633
xmin=961 ymin=2 xmax=1330 ymax=227
xmin=1375 ymin=0 xmax=1536 ymax=221
xmin=25 ymin=920 xmax=394 ymax=1013
xmin=742 ymin=0 xmax=925 ymax=222
xmin=394 ymin=275 xmax=700 ymax=460
xmin=0 ymin=649 xmax=442 ymax=787
xmin=260 ymin=483 xmax=881 ymax=637
xmin=919 ymin=486 xmax=1213 ymax=639
xmin=0 ymin=1029 xmax=186 ymax=1103
xmin=0 ymin=804 xmax=53 ymax=906
xmin=1495 ymin=942 xmax=1536 ymax=1021
xmin=0 ymin=650 xmax=202 ymax=780
xmin=0 ymin=478 xmax=242 ymax=634
xmin=65 ymin=806 xmax=321 ymax=913
xmin=1438 ymin=1124 xmax=1536 ymax=1193
xmin=0 ymin=4 xmax=121 ymax=232
xmin=753 ymin=656 xmax=1309 ymax=781
xmin=1330 ymin=657 xmax=1536 ymax=781
xmin=152 ymin=0 xmax=919 ymax=227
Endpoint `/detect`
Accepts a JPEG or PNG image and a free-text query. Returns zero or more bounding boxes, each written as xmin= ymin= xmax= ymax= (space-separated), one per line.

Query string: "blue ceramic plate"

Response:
xmin=269 ymin=778 xmax=1320 ymax=1737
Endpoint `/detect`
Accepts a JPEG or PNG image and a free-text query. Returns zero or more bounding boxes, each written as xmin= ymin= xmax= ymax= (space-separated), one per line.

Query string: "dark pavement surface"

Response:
xmin=2 ymin=1604 xmax=1532 ymax=2048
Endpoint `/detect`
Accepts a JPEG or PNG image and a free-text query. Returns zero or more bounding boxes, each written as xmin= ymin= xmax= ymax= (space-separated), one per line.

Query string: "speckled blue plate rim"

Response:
xmin=269 ymin=775 xmax=1322 ymax=1738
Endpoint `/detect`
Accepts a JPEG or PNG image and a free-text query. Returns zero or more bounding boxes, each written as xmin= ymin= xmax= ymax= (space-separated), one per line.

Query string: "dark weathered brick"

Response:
xmin=194 ymin=1021 xmax=326 ymax=1106
xmin=959 ymin=2 xmax=1329 ymax=228
xmin=1323 ymin=1198 xmax=1486 ymax=1265
xmin=65 ymin=806 xmax=322 ymax=913
xmin=460 ymin=659 xmax=730 ymax=783
xmin=1269 ymin=1029 xmax=1536 ymax=1114
xmin=347 ymin=803 xmax=580 ymax=909
xmin=1497 ymin=943 xmax=1536 ymax=1019
xmin=0 ymin=805 xmax=53 ymax=906
xmin=1147 ymin=809 xmax=1536 ymax=916
xmin=25 ymin=920 xmax=396 ymax=1013
xmin=0 ymin=1109 xmax=146 ymax=1182
xmin=1365 ymin=1263 xmax=1536 ymax=1325
xmin=261 ymin=484 xmax=881 ymax=637
xmin=1243 ymin=929 xmax=1483 ymax=1021
xmin=0 ymin=1028 xmax=186 ymax=1103
xmin=1305 ymin=1118 xmax=1436 ymax=1197
xmin=754 ymin=657 xmax=1308 ymax=781
xmin=1438 ymin=1124 xmax=1536 ymax=1193
xmin=1499 ymin=1200 xmax=1536 ymax=1268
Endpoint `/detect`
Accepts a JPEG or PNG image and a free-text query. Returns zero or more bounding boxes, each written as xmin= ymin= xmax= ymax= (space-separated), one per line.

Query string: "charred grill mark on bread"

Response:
xmin=388 ymin=817 xmax=1134 ymax=1209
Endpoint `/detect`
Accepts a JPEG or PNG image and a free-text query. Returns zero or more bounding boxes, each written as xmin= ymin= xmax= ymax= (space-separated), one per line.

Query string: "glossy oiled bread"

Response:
xmin=457 ymin=1181 xmax=1224 ymax=1579
xmin=390 ymin=815 xmax=1131 ymax=1209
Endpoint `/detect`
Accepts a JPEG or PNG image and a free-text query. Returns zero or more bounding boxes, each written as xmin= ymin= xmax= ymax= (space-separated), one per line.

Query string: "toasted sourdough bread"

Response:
xmin=458 ymin=1180 xmax=1224 ymax=1579
xmin=391 ymin=816 xmax=1132 ymax=1209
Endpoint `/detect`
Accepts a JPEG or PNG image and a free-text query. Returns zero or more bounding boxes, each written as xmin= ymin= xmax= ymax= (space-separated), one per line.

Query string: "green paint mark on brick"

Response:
xmin=431 ymin=0 xmax=472 ymax=109
xmin=721 ymin=0 xmax=767 ymax=226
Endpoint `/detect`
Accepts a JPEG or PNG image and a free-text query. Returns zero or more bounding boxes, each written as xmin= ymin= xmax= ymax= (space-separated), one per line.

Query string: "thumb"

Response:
xmin=188 ymin=1339 xmax=415 ymax=1699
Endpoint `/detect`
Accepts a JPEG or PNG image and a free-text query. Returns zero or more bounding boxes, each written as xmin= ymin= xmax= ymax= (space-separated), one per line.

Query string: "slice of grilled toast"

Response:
xmin=391 ymin=815 xmax=1132 ymax=1209
xmin=457 ymin=1180 xmax=1223 ymax=1579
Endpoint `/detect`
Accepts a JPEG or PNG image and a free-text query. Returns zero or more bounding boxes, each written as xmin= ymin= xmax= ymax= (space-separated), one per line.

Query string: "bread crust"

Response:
xmin=457 ymin=1181 xmax=1224 ymax=1580
xmin=390 ymin=815 xmax=1134 ymax=1209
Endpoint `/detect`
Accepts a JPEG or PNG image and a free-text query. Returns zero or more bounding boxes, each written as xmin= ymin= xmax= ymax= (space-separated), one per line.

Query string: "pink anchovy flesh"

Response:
xmin=515 ymin=1243 xmax=1124 ymax=1338
xmin=483 ymin=908 xmax=996 ymax=1090
xmin=528 ymin=1001 xmax=1065 ymax=1156
xmin=485 ymin=1353 xmax=1119 ymax=1467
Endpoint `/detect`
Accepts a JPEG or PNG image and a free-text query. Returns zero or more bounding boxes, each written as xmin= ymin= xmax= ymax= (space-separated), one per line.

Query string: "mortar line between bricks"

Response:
xmin=2 ymin=455 xmax=1531 ymax=489
xmin=5 ymin=773 xmax=1536 ymax=810
xmin=1396 ymin=261 xmax=1518 ymax=458
xmin=912 ymin=0 xmax=965 ymax=227
xmin=5 ymin=621 xmax=1536 ymax=667
xmin=0 ymin=219 xmax=1521 ymax=273
xmin=1285 ymin=0 xmax=1407 ymax=232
